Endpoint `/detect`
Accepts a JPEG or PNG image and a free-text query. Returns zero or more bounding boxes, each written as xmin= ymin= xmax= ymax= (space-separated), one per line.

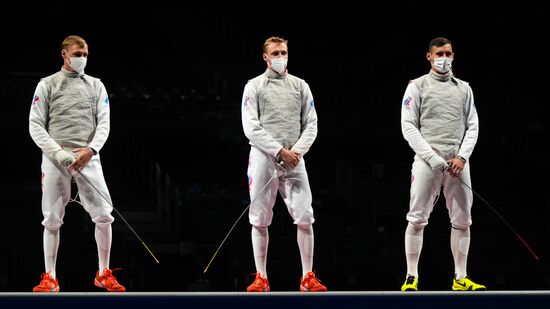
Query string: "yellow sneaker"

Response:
xmin=452 ymin=276 xmax=486 ymax=291
xmin=401 ymin=274 xmax=418 ymax=291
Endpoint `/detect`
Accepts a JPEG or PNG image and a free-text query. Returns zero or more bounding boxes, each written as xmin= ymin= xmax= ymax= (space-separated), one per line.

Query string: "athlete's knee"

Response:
xmin=252 ymin=224 xmax=269 ymax=229
xmin=250 ymin=215 xmax=271 ymax=226
xmin=292 ymin=205 xmax=315 ymax=225
xmin=451 ymin=223 xmax=470 ymax=230
xmin=293 ymin=215 xmax=315 ymax=226
xmin=406 ymin=206 xmax=431 ymax=225
xmin=44 ymin=226 xmax=60 ymax=234
xmin=297 ymin=223 xmax=313 ymax=229
xmin=406 ymin=216 xmax=428 ymax=228
xmin=407 ymin=221 xmax=425 ymax=231
xmin=252 ymin=225 xmax=269 ymax=235
xmin=297 ymin=223 xmax=313 ymax=235
xmin=451 ymin=217 xmax=472 ymax=230
xmin=92 ymin=214 xmax=114 ymax=226
xmin=42 ymin=217 xmax=63 ymax=230
xmin=249 ymin=209 xmax=273 ymax=228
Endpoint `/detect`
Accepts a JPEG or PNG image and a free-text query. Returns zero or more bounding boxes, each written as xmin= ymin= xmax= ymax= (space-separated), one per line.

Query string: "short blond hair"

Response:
xmin=61 ymin=35 xmax=87 ymax=50
xmin=263 ymin=36 xmax=288 ymax=53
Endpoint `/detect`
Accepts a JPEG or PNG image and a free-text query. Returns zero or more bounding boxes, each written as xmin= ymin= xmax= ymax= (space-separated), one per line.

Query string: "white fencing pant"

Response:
xmin=40 ymin=153 xmax=114 ymax=230
xmin=406 ymin=155 xmax=473 ymax=229
xmin=247 ymin=146 xmax=315 ymax=227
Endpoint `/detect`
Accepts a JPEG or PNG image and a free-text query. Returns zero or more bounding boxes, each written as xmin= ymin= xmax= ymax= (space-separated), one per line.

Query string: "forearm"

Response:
xmin=458 ymin=92 xmax=479 ymax=161
xmin=292 ymin=111 xmax=317 ymax=156
xmin=88 ymin=85 xmax=111 ymax=152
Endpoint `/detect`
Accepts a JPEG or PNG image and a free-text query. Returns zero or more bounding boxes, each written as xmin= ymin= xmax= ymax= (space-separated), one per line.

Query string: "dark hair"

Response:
xmin=428 ymin=37 xmax=452 ymax=52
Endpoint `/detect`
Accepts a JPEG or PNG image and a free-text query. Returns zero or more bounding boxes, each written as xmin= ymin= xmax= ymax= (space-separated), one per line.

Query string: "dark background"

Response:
xmin=1 ymin=1 xmax=548 ymax=292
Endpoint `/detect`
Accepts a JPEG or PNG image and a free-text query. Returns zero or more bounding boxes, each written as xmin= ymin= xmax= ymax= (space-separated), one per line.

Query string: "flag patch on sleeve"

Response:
xmin=403 ymin=96 xmax=413 ymax=109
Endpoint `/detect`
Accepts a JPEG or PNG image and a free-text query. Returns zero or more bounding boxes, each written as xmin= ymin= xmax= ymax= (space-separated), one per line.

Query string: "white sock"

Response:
xmin=404 ymin=223 xmax=424 ymax=278
xmin=43 ymin=228 xmax=60 ymax=279
xmin=251 ymin=226 xmax=268 ymax=278
xmin=95 ymin=223 xmax=112 ymax=276
xmin=297 ymin=224 xmax=314 ymax=277
xmin=451 ymin=227 xmax=470 ymax=280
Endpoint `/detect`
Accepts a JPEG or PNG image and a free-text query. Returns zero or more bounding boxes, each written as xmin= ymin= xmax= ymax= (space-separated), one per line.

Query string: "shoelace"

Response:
xmin=455 ymin=276 xmax=473 ymax=282
xmin=303 ymin=273 xmax=322 ymax=285
xmin=100 ymin=268 xmax=124 ymax=284
xmin=102 ymin=268 xmax=123 ymax=277
xmin=250 ymin=273 xmax=268 ymax=286
xmin=406 ymin=276 xmax=415 ymax=285
xmin=37 ymin=273 xmax=56 ymax=287
xmin=254 ymin=277 xmax=267 ymax=285
xmin=253 ymin=279 xmax=266 ymax=286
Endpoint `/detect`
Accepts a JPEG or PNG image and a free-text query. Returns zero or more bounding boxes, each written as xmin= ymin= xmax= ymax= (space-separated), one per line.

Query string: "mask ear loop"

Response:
xmin=62 ymin=51 xmax=70 ymax=69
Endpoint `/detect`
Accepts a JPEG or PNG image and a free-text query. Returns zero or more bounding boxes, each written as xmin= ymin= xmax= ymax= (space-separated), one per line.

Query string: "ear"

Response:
xmin=426 ymin=52 xmax=431 ymax=61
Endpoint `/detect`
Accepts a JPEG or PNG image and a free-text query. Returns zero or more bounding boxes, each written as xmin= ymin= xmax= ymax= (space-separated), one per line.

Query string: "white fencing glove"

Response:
xmin=427 ymin=155 xmax=449 ymax=173
xmin=53 ymin=149 xmax=76 ymax=167
xmin=43 ymin=140 xmax=75 ymax=167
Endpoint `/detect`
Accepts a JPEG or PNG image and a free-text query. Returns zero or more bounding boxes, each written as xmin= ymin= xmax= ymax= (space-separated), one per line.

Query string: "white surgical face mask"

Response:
xmin=270 ymin=57 xmax=287 ymax=74
xmin=433 ymin=57 xmax=452 ymax=74
xmin=69 ymin=56 xmax=87 ymax=74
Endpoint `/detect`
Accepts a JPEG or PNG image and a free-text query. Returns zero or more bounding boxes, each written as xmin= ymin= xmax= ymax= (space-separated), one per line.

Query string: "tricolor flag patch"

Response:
xmin=243 ymin=96 xmax=251 ymax=110
xmin=403 ymin=96 xmax=413 ymax=109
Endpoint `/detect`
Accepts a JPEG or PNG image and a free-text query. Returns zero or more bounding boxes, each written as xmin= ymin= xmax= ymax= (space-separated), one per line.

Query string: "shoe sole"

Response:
xmin=33 ymin=288 xmax=60 ymax=292
xmin=300 ymin=287 xmax=327 ymax=292
xmin=94 ymin=279 xmax=125 ymax=292
xmin=247 ymin=287 xmax=270 ymax=292
xmin=33 ymin=285 xmax=60 ymax=293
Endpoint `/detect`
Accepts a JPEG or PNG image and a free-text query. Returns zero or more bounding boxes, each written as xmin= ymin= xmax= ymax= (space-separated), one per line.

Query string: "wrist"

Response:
xmin=458 ymin=156 xmax=466 ymax=164
xmin=276 ymin=147 xmax=284 ymax=160
xmin=89 ymin=147 xmax=97 ymax=155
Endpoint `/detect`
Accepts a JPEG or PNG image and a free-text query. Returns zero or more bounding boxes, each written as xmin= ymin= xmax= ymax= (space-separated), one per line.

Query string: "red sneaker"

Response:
xmin=94 ymin=268 xmax=126 ymax=292
xmin=300 ymin=272 xmax=327 ymax=292
xmin=33 ymin=272 xmax=59 ymax=292
xmin=246 ymin=272 xmax=270 ymax=292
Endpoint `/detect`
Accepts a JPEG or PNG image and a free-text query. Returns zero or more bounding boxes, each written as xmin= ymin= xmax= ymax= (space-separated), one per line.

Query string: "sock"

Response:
xmin=404 ymin=223 xmax=424 ymax=278
xmin=451 ymin=227 xmax=470 ymax=280
xmin=95 ymin=223 xmax=112 ymax=276
xmin=251 ymin=226 xmax=268 ymax=278
xmin=297 ymin=224 xmax=314 ymax=277
xmin=43 ymin=228 xmax=60 ymax=280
